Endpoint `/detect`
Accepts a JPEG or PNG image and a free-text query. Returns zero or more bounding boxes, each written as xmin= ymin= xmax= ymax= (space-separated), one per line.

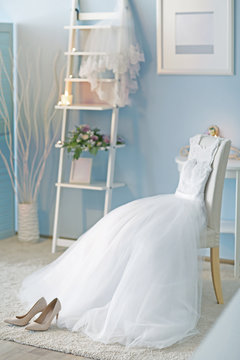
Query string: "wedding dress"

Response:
xmin=19 ymin=134 xmax=221 ymax=349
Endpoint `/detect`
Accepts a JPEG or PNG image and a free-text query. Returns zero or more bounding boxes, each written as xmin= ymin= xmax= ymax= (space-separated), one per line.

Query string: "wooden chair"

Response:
xmin=200 ymin=136 xmax=231 ymax=304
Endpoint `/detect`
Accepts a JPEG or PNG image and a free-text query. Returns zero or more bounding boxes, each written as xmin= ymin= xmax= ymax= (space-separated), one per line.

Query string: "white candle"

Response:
xmin=60 ymin=91 xmax=73 ymax=106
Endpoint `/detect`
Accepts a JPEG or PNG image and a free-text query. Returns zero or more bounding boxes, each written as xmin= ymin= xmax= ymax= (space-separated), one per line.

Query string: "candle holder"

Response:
xmin=58 ymin=91 xmax=73 ymax=106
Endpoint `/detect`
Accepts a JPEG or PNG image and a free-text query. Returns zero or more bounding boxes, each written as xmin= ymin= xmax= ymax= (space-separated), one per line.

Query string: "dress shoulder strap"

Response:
xmin=189 ymin=134 xmax=202 ymax=146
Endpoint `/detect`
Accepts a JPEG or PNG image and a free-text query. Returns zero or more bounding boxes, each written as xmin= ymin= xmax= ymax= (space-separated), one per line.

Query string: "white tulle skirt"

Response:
xmin=19 ymin=194 xmax=205 ymax=349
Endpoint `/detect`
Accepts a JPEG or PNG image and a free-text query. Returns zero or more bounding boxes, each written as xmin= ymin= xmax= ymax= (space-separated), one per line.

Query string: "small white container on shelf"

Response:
xmin=69 ymin=158 xmax=93 ymax=184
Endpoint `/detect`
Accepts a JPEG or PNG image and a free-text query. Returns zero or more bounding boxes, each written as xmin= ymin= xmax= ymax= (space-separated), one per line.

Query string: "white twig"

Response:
xmin=0 ymin=50 xmax=63 ymax=203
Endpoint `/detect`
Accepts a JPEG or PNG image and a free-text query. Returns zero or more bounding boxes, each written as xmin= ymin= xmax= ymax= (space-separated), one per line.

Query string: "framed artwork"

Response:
xmin=156 ymin=0 xmax=234 ymax=75
xmin=69 ymin=158 xmax=93 ymax=184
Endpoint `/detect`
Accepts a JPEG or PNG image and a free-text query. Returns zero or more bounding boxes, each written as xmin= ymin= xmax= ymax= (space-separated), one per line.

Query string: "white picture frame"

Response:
xmin=156 ymin=0 xmax=234 ymax=75
xmin=69 ymin=158 xmax=93 ymax=184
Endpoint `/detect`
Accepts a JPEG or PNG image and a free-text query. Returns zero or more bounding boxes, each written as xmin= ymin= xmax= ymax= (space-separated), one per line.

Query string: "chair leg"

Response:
xmin=210 ymin=247 xmax=224 ymax=304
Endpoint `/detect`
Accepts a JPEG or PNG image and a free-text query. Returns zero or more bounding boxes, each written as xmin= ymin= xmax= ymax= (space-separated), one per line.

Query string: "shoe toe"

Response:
xmin=4 ymin=317 xmax=28 ymax=326
xmin=25 ymin=322 xmax=42 ymax=331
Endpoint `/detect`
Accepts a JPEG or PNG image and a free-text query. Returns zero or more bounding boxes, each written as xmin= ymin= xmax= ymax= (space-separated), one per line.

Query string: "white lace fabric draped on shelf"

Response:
xmin=79 ymin=0 xmax=144 ymax=107
xmin=20 ymin=135 xmax=221 ymax=349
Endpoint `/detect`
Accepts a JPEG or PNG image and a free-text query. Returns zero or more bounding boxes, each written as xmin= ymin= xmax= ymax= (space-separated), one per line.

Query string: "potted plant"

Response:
xmin=63 ymin=124 xmax=125 ymax=184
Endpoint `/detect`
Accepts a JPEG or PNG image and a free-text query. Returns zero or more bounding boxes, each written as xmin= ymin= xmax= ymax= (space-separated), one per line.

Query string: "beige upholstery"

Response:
xmin=199 ymin=136 xmax=231 ymax=304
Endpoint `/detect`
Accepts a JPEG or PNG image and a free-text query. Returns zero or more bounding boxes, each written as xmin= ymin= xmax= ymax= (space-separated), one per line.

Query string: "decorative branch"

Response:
xmin=0 ymin=50 xmax=63 ymax=204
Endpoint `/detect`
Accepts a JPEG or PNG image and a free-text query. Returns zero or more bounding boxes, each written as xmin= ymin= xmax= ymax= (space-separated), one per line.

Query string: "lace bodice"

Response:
xmin=176 ymin=135 xmax=221 ymax=200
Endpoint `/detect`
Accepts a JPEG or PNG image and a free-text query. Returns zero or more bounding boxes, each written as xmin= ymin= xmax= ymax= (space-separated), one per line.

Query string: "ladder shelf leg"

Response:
xmin=104 ymin=107 xmax=119 ymax=215
xmin=52 ymin=0 xmax=78 ymax=253
xmin=52 ymin=109 xmax=68 ymax=253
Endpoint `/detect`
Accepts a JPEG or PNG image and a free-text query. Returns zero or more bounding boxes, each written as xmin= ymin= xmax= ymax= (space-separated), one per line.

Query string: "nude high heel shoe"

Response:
xmin=25 ymin=298 xmax=61 ymax=331
xmin=4 ymin=297 xmax=47 ymax=326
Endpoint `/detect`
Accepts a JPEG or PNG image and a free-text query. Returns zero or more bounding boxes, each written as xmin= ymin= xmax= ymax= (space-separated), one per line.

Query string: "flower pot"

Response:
xmin=69 ymin=158 xmax=93 ymax=184
xmin=18 ymin=202 xmax=39 ymax=242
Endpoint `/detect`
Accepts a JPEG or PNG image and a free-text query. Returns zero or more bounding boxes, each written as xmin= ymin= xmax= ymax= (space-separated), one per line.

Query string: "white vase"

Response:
xmin=18 ymin=202 xmax=39 ymax=242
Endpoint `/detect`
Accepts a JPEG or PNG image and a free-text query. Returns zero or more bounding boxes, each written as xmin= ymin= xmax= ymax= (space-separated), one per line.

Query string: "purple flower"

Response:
xmin=91 ymin=135 xmax=98 ymax=141
xmin=103 ymin=135 xmax=110 ymax=144
xmin=81 ymin=124 xmax=90 ymax=133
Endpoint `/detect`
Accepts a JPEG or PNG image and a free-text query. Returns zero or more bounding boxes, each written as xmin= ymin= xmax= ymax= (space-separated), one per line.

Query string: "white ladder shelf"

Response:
xmin=52 ymin=0 xmax=125 ymax=253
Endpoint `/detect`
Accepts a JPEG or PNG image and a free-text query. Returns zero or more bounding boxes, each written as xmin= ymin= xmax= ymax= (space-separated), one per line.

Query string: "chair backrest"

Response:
xmin=201 ymin=136 xmax=231 ymax=239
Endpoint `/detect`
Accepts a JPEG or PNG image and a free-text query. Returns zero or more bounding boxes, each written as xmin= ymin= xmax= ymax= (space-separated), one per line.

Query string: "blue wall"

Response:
xmin=0 ymin=0 xmax=239 ymax=259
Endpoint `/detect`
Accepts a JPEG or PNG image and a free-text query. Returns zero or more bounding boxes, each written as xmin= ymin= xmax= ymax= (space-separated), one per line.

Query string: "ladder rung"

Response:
xmin=55 ymin=182 xmax=125 ymax=191
xmin=78 ymin=12 xmax=118 ymax=21
xmin=65 ymin=78 xmax=116 ymax=83
xmin=64 ymin=25 xmax=114 ymax=30
xmin=65 ymin=51 xmax=107 ymax=56
xmin=55 ymin=104 xmax=114 ymax=111
xmin=55 ymin=143 xmax=125 ymax=150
